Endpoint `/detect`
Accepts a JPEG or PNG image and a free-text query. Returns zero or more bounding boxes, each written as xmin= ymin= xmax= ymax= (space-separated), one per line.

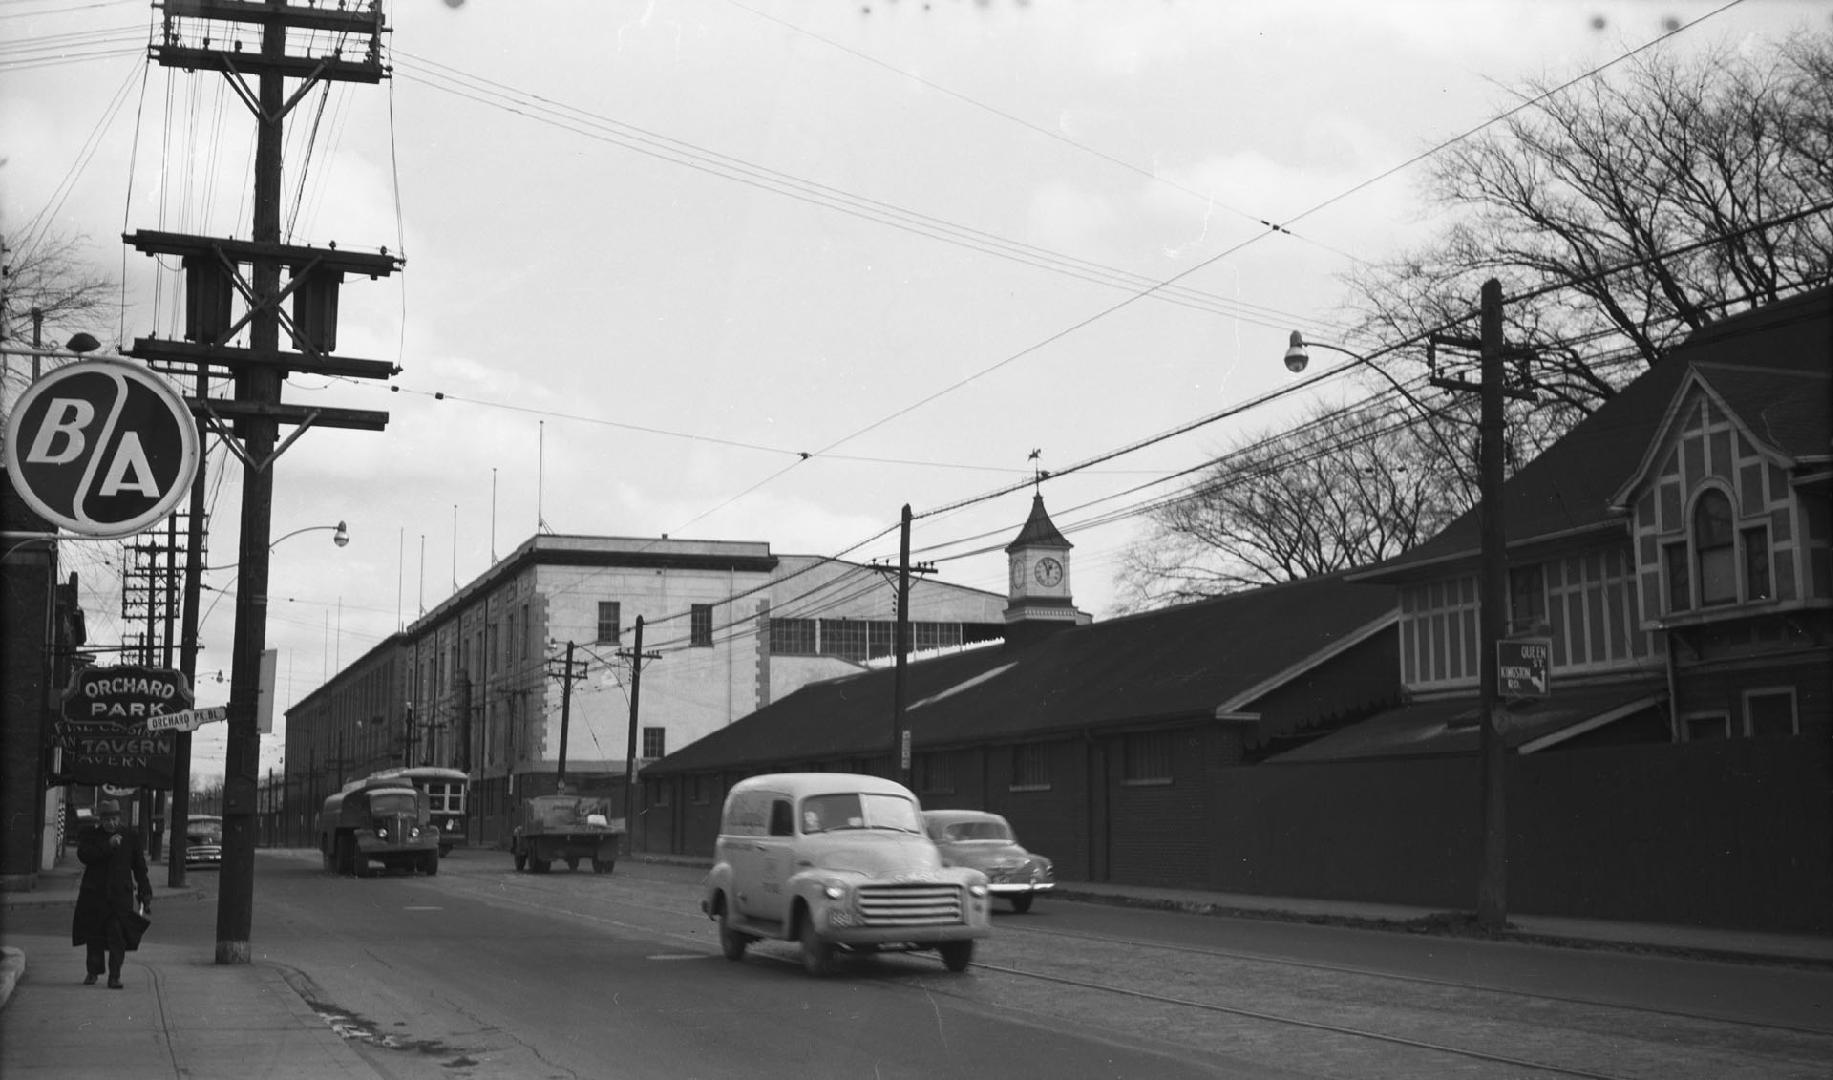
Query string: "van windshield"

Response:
xmin=186 ymin=819 xmax=223 ymax=842
xmin=801 ymin=793 xmax=922 ymax=835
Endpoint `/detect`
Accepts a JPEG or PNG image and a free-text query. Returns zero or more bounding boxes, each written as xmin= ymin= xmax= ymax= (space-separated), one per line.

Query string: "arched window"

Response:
xmin=1694 ymin=490 xmax=1736 ymax=605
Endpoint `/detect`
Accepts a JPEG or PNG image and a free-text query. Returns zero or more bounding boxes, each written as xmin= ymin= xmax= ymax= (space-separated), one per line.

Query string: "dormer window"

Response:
xmin=1694 ymin=490 xmax=1736 ymax=605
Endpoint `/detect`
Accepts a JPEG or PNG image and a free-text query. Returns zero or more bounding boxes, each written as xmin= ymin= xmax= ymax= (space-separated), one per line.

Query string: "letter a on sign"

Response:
xmin=4 ymin=359 xmax=200 ymax=539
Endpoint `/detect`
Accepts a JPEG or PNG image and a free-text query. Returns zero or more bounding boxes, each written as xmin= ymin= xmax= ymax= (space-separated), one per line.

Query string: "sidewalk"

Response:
xmin=3 ymin=852 xmax=1829 ymax=1080
xmin=0 ymin=858 xmax=373 ymax=1079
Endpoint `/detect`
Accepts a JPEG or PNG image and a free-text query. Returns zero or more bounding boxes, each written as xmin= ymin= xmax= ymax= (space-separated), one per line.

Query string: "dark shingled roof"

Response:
xmin=1005 ymin=493 xmax=1071 ymax=552
xmin=1360 ymin=285 xmax=1832 ymax=581
xmin=646 ymin=573 xmax=1398 ymax=775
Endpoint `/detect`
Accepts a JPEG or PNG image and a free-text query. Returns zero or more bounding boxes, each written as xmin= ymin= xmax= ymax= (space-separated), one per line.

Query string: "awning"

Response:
xmin=1265 ymin=682 xmax=1667 ymax=763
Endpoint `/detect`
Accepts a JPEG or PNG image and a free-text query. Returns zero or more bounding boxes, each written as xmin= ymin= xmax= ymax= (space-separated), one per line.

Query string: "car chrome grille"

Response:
xmin=857 ymin=884 xmax=963 ymax=925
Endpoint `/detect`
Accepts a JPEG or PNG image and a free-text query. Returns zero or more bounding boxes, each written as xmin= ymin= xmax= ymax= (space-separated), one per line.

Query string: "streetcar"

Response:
xmin=365 ymin=766 xmax=470 ymax=856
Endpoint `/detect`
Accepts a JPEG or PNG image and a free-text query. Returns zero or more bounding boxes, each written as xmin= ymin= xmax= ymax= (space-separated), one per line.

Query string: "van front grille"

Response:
xmin=857 ymin=884 xmax=963 ymax=925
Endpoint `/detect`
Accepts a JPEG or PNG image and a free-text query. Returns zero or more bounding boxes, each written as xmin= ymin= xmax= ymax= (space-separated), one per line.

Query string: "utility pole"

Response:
xmin=617 ymin=618 xmax=661 ymax=854
xmin=168 ymin=392 xmax=207 ymax=888
xmin=133 ymin=2 xmax=398 ymax=965
xmin=546 ymin=642 xmax=587 ymax=790
xmin=1428 ymin=278 xmax=1534 ymax=932
xmin=890 ymin=504 xmax=935 ymax=787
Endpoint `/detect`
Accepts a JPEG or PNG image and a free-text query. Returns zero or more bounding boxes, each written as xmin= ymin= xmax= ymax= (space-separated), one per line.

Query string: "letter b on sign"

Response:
xmin=5 ymin=359 xmax=200 ymax=538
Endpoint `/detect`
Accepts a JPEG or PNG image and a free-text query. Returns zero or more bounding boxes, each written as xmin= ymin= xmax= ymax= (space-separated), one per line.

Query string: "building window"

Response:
xmin=646 ymin=779 xmax=670 ymax=808
xmin=690 ymin=604 xmax=713 ymax=647
xmin=642 ymin=726 xmax=665 ymax=759
xmin=1684 ymin=712 xmax=1731 ymax=742
xmin=1742 ymin=526 xmax=1771 ymax=601
xmin=1123 ymin=731 xmax=1174 ymax=784
xmin=1509 ymin=564 xmax=1546 ymax=633
xmin=596 ymin=602 xmax=621 ymax=644
xmin=1664 ymin=541 xmax=1691 ymax=613
xmin=520 ymin=602 xmax=531 ymax=659
xmin=689 ymin=775 xmax=710 ymax=805
xmin=819 ymin=619 xmax=867 ymax=662
xmin=769 ymin=618 xmax=817 ymax=655
xmin=913 ymin=752 xmax=955 ymax=796
xmin=1744 ymin=689 xmax=1797 ymax=737
xmin=1010 ymin=743 xmax=1052 ymax=791
xmin=1694 ymin=490 xmax=1736 ymax=605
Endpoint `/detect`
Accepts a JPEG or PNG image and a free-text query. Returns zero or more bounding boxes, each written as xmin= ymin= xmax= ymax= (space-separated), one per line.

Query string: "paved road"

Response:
xmin=8 ymin=849 xmax=1827 ymax=1079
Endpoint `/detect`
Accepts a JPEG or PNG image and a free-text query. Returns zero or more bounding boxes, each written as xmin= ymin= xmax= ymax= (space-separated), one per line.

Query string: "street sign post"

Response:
xmin=147 ymin=706 xmax=228 ymax=733
xmin=1498 ymin=637 xmax=1552 ymax=698
xmin=4 ymin=358 xmax=200 ymax=539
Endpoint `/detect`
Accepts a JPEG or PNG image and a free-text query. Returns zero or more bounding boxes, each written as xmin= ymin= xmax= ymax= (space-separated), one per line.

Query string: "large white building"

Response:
xmin=284 ymin=532 xmax=1009 ymax=846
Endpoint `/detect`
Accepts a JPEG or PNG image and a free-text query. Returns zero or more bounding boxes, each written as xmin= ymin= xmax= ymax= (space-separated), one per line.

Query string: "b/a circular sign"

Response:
xmin=4 ymin=358 xmax=200 ymax=539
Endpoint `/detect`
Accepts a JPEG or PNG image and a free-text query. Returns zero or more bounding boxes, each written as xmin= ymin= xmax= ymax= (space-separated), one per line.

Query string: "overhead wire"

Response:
xmin=720 ymin=0 xmax=1368 ymax=266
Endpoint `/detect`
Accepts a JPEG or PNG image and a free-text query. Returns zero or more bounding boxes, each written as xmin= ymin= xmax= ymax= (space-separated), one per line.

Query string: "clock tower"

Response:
xmin=1004 ymin=493 xmax=1079 ymax=630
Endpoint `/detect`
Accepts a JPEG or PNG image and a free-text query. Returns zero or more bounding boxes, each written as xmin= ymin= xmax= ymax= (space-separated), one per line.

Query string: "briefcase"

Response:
xmin=121 ymin=906 xmax=152 ymax=951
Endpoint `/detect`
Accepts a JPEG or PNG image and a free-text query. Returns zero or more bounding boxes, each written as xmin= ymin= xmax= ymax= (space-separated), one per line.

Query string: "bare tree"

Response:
xmin=1113 ymin=398 xmax=1469 ymax=610
xmin=1 ymin=230 xmax=119 ymax=399
xmin=1348 ymin=35 xmax=1833 ymax=421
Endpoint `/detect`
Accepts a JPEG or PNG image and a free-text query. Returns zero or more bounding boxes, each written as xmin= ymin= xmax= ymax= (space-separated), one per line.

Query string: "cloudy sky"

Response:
xmin=3 ymin=0 xmax=1822 ymax=777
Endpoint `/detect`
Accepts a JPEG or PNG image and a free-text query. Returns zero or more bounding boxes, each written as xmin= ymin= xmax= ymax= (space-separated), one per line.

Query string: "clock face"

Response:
xmin=1034 ymin=557 xmax=1063 ymax=588
xmin=1010 ymin=558 xmax=1026 ymax=590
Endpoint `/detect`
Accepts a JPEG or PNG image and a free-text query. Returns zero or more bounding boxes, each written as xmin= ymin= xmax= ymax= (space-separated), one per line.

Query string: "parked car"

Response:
xmin=701 ymin=773 xmax=992 ymax=977
xmin=922 ymin=810 xmax=1054 ymax=913
xmin=175 ymin=815 xmax=224 ymax=868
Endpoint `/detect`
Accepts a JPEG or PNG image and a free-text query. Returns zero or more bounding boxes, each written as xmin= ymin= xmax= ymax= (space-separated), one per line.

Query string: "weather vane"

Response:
xmin=1028 ymin=448 xmax=1044 ymax=492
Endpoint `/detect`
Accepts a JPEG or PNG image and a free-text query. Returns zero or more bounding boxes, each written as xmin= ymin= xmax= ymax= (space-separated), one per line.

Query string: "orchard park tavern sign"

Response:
xmin=54 ymin=665 xmax=194 ymax=788
xmin=4 ymin=358 xmax=200 ymax=539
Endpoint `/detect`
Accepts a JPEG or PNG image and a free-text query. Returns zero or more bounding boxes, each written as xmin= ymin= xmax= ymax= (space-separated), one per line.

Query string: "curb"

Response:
xmin=0 ymin=946 xmax=23 ymax=1011
xmin=1051 ymin=888 xmax=1833 ymax=970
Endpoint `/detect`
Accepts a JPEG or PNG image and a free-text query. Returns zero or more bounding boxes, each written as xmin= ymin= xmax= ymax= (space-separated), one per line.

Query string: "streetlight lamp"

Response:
xmin=202 ymin=521 xmax=348 ymax=572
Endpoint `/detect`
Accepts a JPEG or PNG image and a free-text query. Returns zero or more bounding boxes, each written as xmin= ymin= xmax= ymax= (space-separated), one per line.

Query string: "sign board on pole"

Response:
xmin=3 ymin=358 xmax=200 ymax=539
xmin=256 ymin=648 xmax=278 ymax=733
xmin=1498 ymin=637 xmax=1552 ymax=698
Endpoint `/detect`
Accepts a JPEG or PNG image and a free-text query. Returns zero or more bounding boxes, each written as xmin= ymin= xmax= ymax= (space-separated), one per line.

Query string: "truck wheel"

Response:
xmin=1010 ymin=894 xmax=1034 ymax=914
xmin=939 ymin=940 xmax=975 ymax=973
xmin=565 ymin=856 xmax=580 ymax=872
xmin=799 ymin=916 xmax=838 ymax=978
xmin=718 ymin=905 xmax=749 ymax=962
xmin=422 ymin=853 xmax=439 ymax=876
xmin=591 ymin=857 xmax=614 ymax=874
xmin=320 ymin=840 xmax=334 ymax=873
xmin=335 ymin=835 xmax=356 ymax=876
xmin=513 ymin=851 xmax=527 ymax=872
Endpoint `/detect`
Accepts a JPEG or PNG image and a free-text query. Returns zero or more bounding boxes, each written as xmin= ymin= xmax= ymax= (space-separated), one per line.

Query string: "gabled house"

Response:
xmin=1318 ymin=285 xmax=1830 ymax=758
xmin=1284 ymin=286 xmax=1830 ymax=932
xmin=640 ymin=494 xmax=1401 ymax=889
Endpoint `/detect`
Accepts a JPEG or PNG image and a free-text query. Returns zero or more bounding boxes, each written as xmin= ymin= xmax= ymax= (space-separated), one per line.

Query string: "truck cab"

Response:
xmin=317 ymin=777 xmax=440 ymax=877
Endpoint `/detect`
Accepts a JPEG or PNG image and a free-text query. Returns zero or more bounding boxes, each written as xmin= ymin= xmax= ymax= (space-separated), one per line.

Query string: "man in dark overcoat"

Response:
xmin=72 ymin=799 xmax=153 ymax=988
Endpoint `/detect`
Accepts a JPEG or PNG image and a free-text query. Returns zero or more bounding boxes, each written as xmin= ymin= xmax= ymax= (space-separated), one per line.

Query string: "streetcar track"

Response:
xmin=1000 ymin=920 xmax=1833 ymax=1039
xmin=969 ymin=955 xmax=1633 ymax=1080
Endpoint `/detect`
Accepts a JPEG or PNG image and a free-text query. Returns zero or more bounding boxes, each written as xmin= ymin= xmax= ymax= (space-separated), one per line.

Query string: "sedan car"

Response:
xmin=922 ymin=810 xmax=1054 ymax=913
xmin=175 ymin=815 xmax=224 ymax=868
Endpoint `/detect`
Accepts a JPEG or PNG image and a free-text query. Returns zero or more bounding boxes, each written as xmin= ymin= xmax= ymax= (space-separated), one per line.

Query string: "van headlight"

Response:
xmin=821 ymin=883 xmax=845 ymax=900
xmin=968 ymin=883 xmax=988 ymax=898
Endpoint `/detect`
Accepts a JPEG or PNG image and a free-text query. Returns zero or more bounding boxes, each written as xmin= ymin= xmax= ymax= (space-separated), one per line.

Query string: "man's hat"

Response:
xmin=97 ymin=800 xmax=122 ymax=816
